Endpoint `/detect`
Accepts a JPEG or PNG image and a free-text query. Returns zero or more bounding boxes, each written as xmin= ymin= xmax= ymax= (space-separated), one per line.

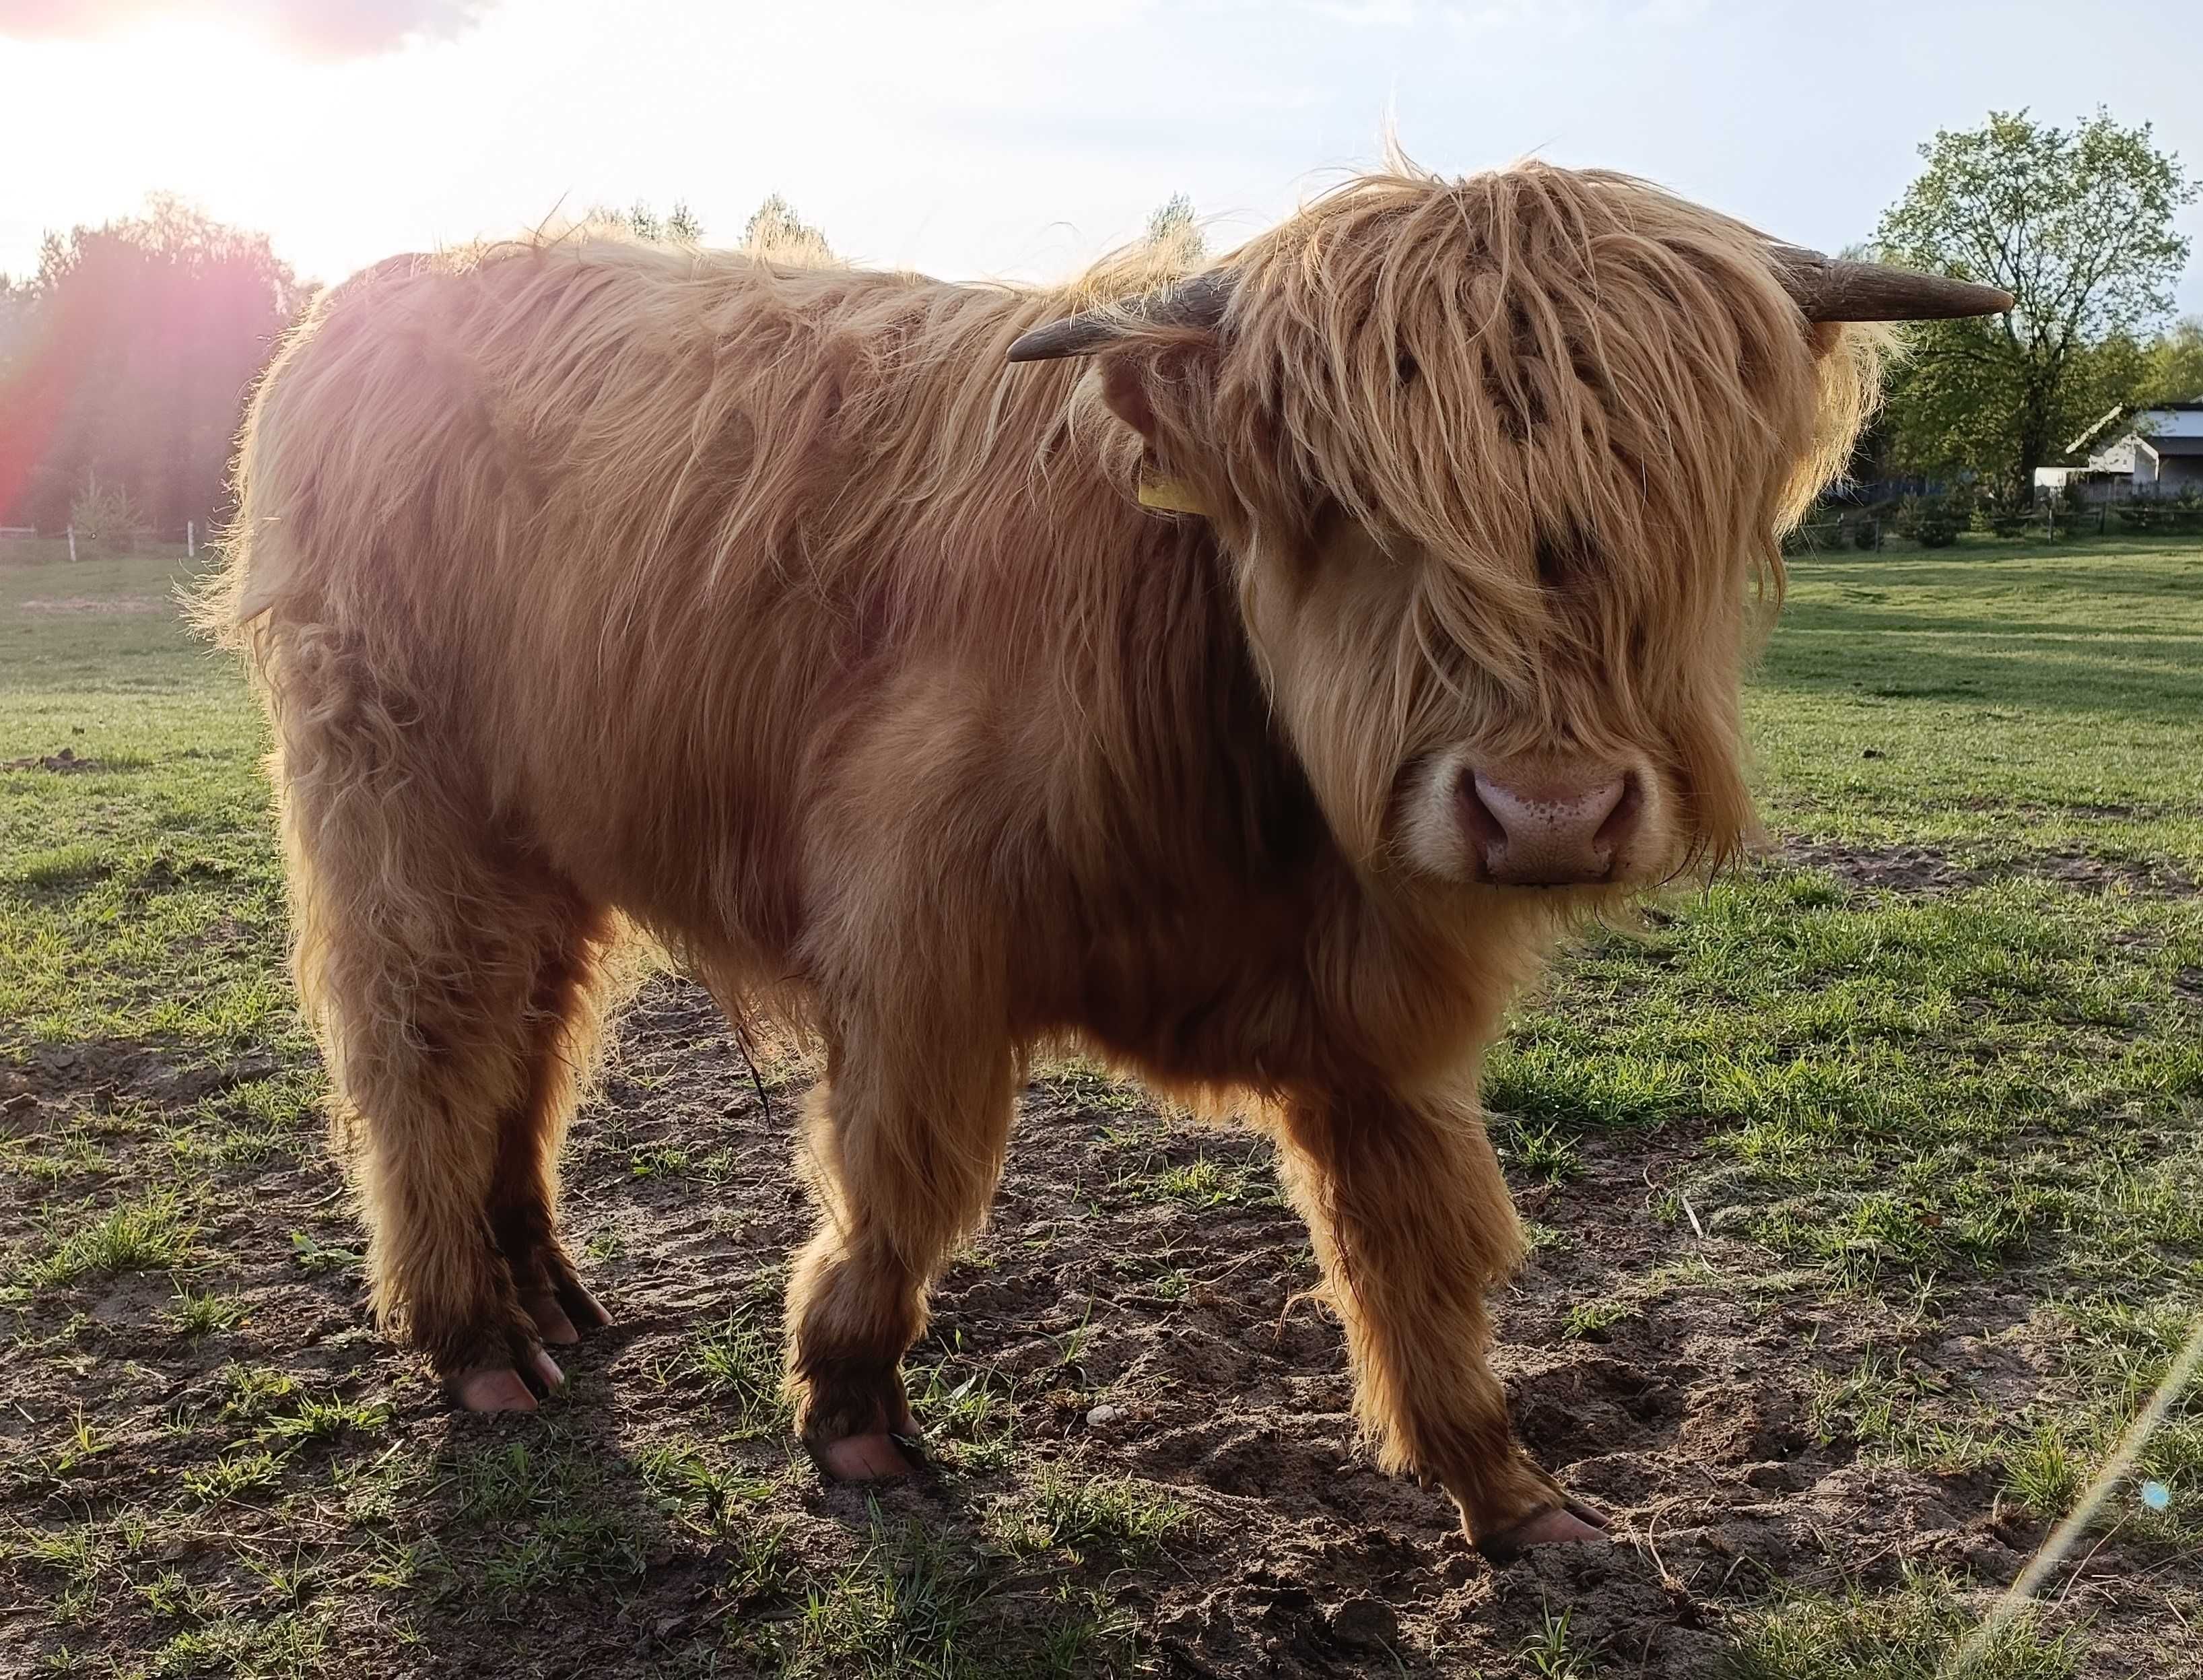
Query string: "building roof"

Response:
xmin=2144 ymin=407 xmax=2203 ymax=440
xmin=2064 ymin=401 xmax=2203 ymax=456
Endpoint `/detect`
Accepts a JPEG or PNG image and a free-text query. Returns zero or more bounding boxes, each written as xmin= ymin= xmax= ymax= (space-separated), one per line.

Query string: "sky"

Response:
xmin=1 ymin=0 xmax=2200 ymax=318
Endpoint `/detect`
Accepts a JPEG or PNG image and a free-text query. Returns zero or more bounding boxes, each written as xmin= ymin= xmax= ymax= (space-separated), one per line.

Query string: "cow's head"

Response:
xmin=1011 ymin=163 xmax=2007 ymax=893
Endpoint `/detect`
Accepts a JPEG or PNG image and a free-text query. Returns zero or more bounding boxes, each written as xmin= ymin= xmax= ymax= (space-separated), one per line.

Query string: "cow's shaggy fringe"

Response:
xmin=198 ymin=158 xmax=1880 ymax=1547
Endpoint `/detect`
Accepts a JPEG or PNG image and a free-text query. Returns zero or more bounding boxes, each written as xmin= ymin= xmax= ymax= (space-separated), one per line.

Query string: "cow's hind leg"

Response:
xmin=1275 ymin=1086 xmax=1608 ymax=1558
xmin=782 ymin=1026 xmax=1018 ymax=1480
xmin=276 ymin=675 xmax=614 ymax=1409
xmin=309 ymin=865 xmax=615 ymax=1411
xmin=485 ymin=913 xmax=619 ymax=1363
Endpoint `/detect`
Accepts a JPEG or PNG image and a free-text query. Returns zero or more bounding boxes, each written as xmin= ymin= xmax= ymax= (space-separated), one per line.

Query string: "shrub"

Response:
xmin=69 ymin=473 xmax=147 ymax=553
xmin=1895 ymin=496 xmax=1961 ymax=548
xmin=2113 ymin=492 xmax=2202 ymax=533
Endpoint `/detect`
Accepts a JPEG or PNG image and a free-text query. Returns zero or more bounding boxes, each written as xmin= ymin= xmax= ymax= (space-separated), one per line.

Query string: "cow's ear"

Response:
xmin=1093 ymin=337 xmax=1219 ymax=443
xmin=1806 ymin=320 xmax=1846 ymax=361
xmin=1100 ymin=355 xmax=1159 ymax=440
xmin=1095 ymin=343 xmax=1224 ymax=516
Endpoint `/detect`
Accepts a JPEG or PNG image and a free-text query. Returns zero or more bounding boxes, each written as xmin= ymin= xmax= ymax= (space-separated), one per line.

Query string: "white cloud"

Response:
xmin=0 ymin=0 xmax=2194 ymax=314
xmin=0 ymin=0 xmax=494 ymax=57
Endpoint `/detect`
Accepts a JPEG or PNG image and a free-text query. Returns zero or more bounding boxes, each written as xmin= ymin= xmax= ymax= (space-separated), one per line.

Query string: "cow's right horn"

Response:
xmin=1771 ymin=246 xmax=2014 ymax=322
xmin=1007 ymin=270 xmax=1234 ymax=362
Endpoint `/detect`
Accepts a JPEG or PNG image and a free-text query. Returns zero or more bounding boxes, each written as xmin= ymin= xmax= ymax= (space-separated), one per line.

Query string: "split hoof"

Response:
xmin=1475 ymin=1496 xmax=1613 ymax=1564
xmin=560 ymin=1281 xmax=613 ymax=1331
xmin=452 ymin=1348 xmax=566 ymax=1413
xmin=520 ymin=1290 xmax=582 ymax=1345
xmin=817 ymin=1432 xmax=919 ymax=1481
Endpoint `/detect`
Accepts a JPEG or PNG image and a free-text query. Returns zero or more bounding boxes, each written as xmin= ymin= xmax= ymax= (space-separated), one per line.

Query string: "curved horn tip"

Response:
xmin=1005 ymin=270 xmax=1235 ymax=364
xmin=1007 ymin=323 xmax=1108 ymax=362
xmin=1007 ymin=317 xmax=1120 ymax=364
xmin=1774 ymin=246 xmax=2014 ymax=323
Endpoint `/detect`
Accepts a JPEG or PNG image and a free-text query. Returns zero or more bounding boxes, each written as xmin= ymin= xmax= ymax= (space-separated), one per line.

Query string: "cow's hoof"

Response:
xmin=520 ymin=1291 xmax=580 ymax=1345
xmin=1475 ymin=1496 xmax=1612 ymax=1563
xmin=561 ymin=1282 xmax=613 ymax=1330
xmin=453 ymin=1349 xmax=565 ymax=1413
xmin=520 ymin=1271 xmax=611 ymax=1345
xmin=817 ymin=1432 xmax=919 ymax=1481
xmin=521 ymin=1283 xmax=611 ymax=1346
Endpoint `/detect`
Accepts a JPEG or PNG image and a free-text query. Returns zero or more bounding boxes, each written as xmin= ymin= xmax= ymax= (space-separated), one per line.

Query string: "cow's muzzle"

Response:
xmin=1458 ymin=761 xmax=1645 ymax=887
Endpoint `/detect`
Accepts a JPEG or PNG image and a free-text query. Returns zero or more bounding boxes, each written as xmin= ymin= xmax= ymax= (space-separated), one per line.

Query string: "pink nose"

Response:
xmin=1460 ymin=766 xmax=1641 ymax=885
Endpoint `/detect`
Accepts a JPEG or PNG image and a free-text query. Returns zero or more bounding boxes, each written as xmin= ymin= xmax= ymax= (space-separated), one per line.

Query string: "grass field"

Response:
xmin=3 ymin=535 xmax=2200 ymax=1678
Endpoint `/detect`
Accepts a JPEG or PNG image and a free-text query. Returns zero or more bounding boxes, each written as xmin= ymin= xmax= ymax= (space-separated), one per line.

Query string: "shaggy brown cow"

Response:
xmin=203 ymin=160 xmax=2006 ymax=1560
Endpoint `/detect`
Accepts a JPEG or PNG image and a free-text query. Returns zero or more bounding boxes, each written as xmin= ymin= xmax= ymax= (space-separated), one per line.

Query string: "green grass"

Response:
xmin=1 ymin=548 xmax=292 ymax=1050
xmin=1724 ymin=1566 xmax=2079 ymax=1679
xmin=17 ymin=1189 xmax=199 ymax=1289
xmin=991 ymin=1465 xmax=1194 ymax=1561
xmin=1559 ymin=1298 xmax=1635 ymax=1341
xmin=1748 ymin=539 xmax=2203 ymax=856
xmin=1520 ymin=1601 xmax=1602 ymax=1677
xmin=686 ymin=1304 xmax=795 ymax=1437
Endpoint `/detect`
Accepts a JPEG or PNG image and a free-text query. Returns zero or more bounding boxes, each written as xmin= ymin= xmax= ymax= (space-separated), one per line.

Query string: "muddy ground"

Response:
xmin=7 ymin=959 xmax=2197 ymax=1679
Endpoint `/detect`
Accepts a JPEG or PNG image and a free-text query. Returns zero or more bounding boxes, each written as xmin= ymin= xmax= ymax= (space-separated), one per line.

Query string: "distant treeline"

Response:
xmin=0 ymin=195 xmax=835 ymax=545
xmin=0 ymin=197 xmax=304 ymax=539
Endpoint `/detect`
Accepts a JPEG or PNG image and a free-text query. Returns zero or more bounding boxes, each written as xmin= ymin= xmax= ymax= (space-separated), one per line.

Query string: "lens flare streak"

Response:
xmin=1946 ymin=1305 xmax=2203 ymax=1673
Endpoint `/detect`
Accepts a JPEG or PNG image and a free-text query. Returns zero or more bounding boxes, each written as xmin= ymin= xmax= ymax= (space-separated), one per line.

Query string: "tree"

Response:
xmin=0 ymin=195 xmax=304 ymax=535
xmin=603 ymin=200 xmax=702 ymax=243
xmin=1144 ymin=192 xmax=1206 ymax=267
xmin=1874 ymin=109 xmax=2198 ymax=502
xmin=741 ymin=194 xmax=833 ymax=264
xmin=2136 ymin=318 xmax=2203 ymax=406
xmin=0 ymin=275 xmax=29 ymax=374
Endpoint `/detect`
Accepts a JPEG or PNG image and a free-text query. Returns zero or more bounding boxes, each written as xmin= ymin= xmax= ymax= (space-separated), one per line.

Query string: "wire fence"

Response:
xmin=0 ymin=521 xmax=207 ymax=559
xmin=1788 ymin=498 xmax=2203 ymax=554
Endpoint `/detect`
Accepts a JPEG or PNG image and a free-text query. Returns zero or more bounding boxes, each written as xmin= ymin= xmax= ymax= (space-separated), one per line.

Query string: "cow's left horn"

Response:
xmin=1772 ymin=246 xmax=2013 ymax=322
xmin=1007 ymin=270 xmax=1234 ymax=362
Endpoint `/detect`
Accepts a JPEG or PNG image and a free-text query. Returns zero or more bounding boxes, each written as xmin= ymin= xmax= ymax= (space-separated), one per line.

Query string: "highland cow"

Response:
xmin=203 ymin=160 xmax=2006 ymax=1559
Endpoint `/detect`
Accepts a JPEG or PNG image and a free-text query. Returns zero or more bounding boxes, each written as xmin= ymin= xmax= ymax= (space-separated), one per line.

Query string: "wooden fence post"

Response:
xmin=67 ymin=525 xmax=77 ymax=563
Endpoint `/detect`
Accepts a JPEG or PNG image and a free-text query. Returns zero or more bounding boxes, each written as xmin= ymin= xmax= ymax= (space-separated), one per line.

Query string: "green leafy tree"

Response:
xmin=1874 ymin=108 xmax=2198 ymax=502
xmin=0 ymin=195 xmax=304 ymax=533
xmin=1144 ymin=192 xmax=1206 ymax=267
xmin=2136 ymin=317 xmax=2203 ymax=405
xmin=741 ymin=194 xmax=833 ymax=264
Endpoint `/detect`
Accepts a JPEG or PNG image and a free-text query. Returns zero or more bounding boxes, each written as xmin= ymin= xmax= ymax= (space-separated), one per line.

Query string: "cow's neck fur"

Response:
xmin=987 ymin=446 xmax=1563 ymax=1100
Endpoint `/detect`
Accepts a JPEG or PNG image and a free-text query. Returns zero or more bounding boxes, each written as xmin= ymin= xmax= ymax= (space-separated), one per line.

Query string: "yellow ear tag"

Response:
xmin=1137 ymin=469 xmax=1210 ymax=516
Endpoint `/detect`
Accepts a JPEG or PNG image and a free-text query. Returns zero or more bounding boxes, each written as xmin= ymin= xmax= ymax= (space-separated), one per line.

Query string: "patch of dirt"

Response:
xmin=3 ymin=745 xmax=102 ymax=773
xmin=3 ymin=984 xmax=2196 ymax=1678
xmin=13 ymin=594 xmax=167 ymax=616
xmin=1777 ymin=837 xmax=2199 ymax=898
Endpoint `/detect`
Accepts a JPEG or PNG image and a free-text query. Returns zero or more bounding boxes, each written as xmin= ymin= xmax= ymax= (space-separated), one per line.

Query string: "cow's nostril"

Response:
xmin=1458 ymin=768 xmax=1507 ymax=852
xmin=1593 ymin=772 xmax=1644 ymax=856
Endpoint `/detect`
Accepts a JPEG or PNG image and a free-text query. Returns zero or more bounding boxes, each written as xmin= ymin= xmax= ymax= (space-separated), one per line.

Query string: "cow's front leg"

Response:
xmin=783 ymin=1021 xmax=1018 ymax=1481
xmin=1275 ymin=1084 xmax=1609 ymax=1559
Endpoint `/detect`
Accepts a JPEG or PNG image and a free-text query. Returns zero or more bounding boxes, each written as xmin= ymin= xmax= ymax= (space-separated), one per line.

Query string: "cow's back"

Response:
xmin=208 ymin=237 xmax=1147 ymax=984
